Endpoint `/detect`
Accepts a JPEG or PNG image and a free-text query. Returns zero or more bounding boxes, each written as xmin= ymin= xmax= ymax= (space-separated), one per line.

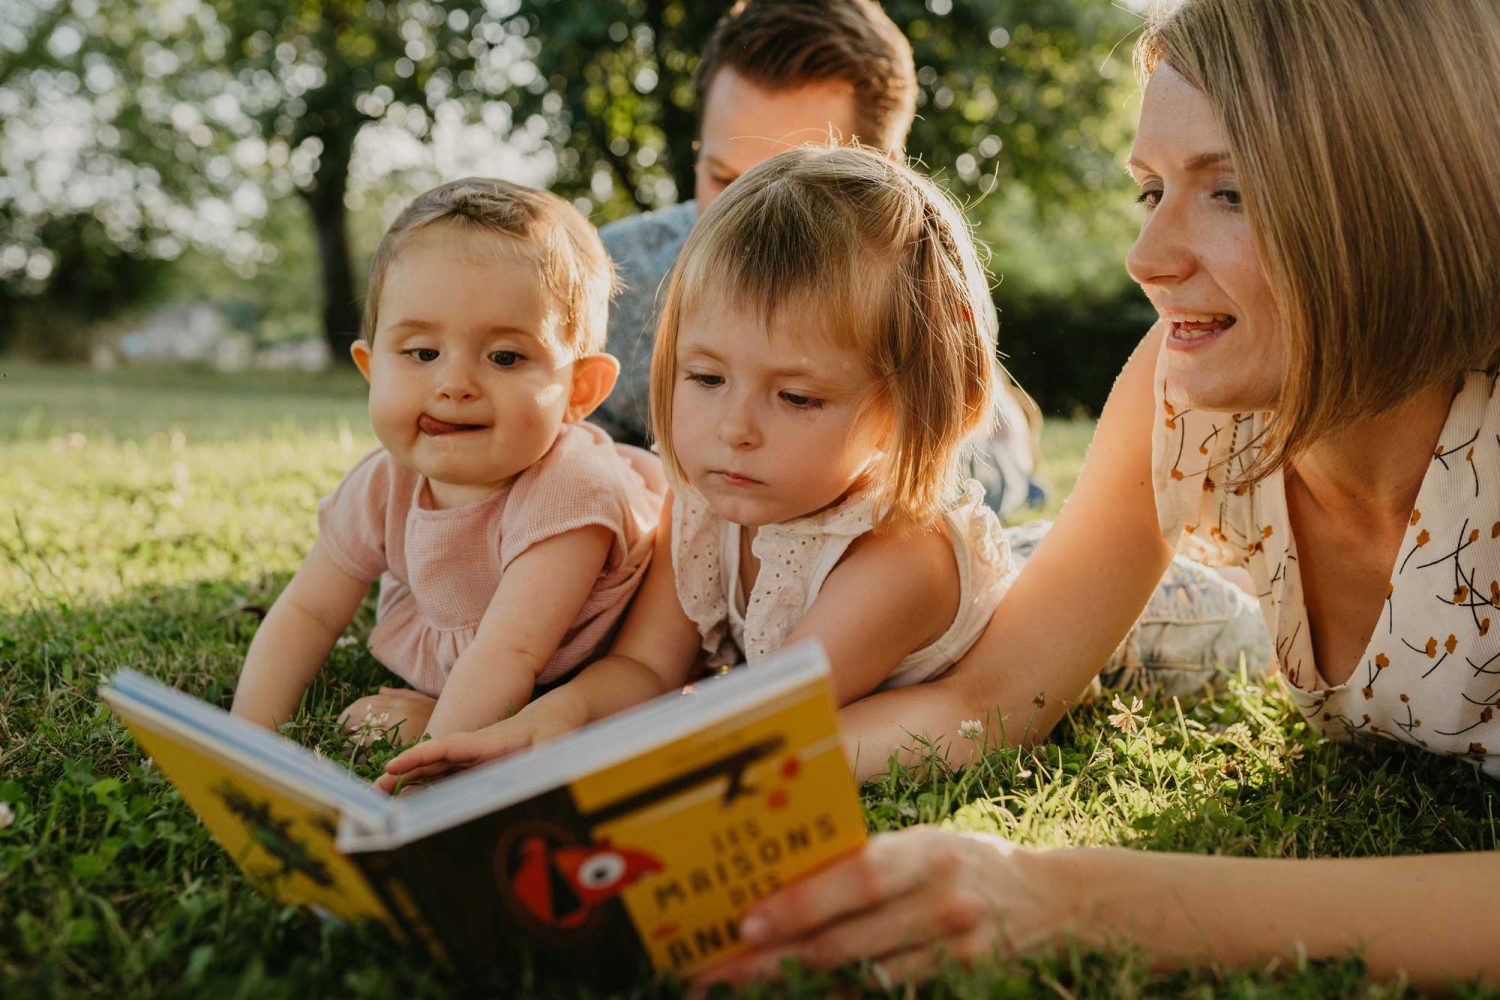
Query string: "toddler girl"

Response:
xmin=232 ymin=178 xmax=664 ymax=742
xmin=381 ymin=146 xmax=1017 ymax=786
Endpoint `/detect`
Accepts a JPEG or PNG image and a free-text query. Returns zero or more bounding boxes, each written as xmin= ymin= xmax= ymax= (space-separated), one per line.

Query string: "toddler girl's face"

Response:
xmin=352 ymin=226 xmax=578 ymax=508
xmin=670 ymin=304 xmax=888 ymax=526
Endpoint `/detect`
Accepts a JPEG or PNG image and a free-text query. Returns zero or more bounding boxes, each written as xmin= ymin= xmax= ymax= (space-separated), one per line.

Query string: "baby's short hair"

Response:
xmin=363 ymin=178 xmax=616 ymax=356
xmin=651 ymin=145 xmax=996 ymax=530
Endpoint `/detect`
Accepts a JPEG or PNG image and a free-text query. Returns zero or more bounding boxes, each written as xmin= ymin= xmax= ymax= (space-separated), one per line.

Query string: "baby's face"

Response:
xmin=354 ymin=226 xmax=577 ymax=508
xmin=669 ymin=303 xmax=888 ymax=527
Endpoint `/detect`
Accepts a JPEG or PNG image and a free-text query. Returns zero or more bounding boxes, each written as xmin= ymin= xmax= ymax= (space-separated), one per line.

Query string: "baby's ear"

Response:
xmin=566 ymin=353 xmax=620 ymax=422
xmin=349 ymin=339 xmax=374 ymax=382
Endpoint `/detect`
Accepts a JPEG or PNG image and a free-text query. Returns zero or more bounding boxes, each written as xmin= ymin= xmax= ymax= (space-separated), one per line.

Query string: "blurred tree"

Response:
xmin=193 ymin=0 xmax=496 ymax=359
xmin=498 ymin=0 xmax=1140 ymax=222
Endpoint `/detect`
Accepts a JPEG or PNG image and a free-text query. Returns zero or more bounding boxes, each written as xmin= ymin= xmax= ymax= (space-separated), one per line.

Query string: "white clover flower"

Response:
xmin=958 ymin=719 xmax=983 ymax=740
xmin=1107 ymin=694 xmax=1146 ymax=734
xmin=335 ymin=635 xmax=358 ymax=649
xmin=0 ymin=802 xmax=14 ymax=829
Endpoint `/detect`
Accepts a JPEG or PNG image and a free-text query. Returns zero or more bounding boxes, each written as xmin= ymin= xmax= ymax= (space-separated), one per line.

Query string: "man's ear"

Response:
xmin=565 ymin=353 xmax=620 ymax=422
xmin=350 ymin=339 xmax=373 ymax=383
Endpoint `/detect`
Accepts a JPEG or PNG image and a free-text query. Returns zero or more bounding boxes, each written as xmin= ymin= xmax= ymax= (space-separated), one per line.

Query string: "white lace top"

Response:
xmin=670 ymin=482 xmax=1015 ymax=689
xmin=1153 ymin=341 xmax=1500 ymax=780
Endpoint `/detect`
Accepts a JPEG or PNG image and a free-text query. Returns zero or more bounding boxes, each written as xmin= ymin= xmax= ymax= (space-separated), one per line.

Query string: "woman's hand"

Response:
xmin=694 ymin=826 xmax=1071 ymax=989
xmin=374 ymin=700 xmax=579 ymax=793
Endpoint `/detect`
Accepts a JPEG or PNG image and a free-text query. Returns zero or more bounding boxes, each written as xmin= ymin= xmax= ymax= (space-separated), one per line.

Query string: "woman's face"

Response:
xmin=1126 ymin=65 xmax=1283 ymax=413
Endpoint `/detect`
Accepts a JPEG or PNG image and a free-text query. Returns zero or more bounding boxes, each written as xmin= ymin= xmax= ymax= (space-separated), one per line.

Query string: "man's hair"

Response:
xmin=650 ymin=145 xmax=995 ymax=531
xmin=1138 ymin=0 xmax=1500 ymax=483
xmin=693 ymin=0 xmax=918 ymax=152
xmin=363 ymin=178 xmax=616 ymax=355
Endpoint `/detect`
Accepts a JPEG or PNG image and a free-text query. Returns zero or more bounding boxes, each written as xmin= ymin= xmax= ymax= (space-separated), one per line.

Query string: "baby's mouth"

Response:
xmin=417 ymin=414 xmax=486 ymax=436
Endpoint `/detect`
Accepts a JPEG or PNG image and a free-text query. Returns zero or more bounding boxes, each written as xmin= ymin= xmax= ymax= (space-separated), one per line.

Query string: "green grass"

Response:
xmin=2 ymin=360 xmax=1498 ymax=998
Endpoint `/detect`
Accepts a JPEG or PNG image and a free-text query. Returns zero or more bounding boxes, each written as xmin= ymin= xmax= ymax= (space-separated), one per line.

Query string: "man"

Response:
xmin=593 ymin=0 xmax=1044 ymax=517
xmin=594 ymin=0 xmax=1270 ymax=689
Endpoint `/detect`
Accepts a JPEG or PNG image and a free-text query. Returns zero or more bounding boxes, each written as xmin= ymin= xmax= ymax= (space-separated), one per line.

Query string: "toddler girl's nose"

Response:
xmin=716 ymin=399 xmax=760 ymax=449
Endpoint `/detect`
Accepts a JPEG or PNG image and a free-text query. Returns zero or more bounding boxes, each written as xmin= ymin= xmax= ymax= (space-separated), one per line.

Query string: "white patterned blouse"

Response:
xmin=1153 ymin=344 xmax=1500 ymax=779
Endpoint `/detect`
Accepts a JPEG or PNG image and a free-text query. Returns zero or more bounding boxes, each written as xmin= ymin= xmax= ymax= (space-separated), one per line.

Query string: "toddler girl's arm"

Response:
xmin=420 ymin=524 xmax=616 ymax=739
xmin=231 ymin=539 xmax=372 ymax=729
xmin=378 ymin=502 xmax=702 ymax=789
xmin=783 ymin=526 xmax=963 ymax=706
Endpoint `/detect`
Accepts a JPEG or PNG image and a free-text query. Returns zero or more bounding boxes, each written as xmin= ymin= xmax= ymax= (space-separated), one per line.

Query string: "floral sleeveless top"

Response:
xmin=1153 ymin=346 xmax=1500 ymax=780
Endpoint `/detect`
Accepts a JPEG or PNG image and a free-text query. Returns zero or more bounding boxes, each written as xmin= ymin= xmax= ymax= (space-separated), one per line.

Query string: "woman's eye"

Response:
xmin=685 ymin=372 xmax=723 ymax=387
xmin=490 ymin=350 xmax=522 ymax=367
xmin=405 ymin=348 xmax=439 ymax=362
xmin=1135 ymin=188 xmax=1163 ymax=210
xmin=780 ymin=391 xmax=822 ymax=409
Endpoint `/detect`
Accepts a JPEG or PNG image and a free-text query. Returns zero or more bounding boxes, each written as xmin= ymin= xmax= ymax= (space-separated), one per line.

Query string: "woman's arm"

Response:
xmin=378 ymin=497 xmax=703 ymax=787
xmin=421 ymin=524 xmax=616 ymax=738
xmin=841 ymin=328 xmax=1178 ymax=779
xmin=230 ymin=539 xmax=371 ymax=729
xmin=697 ymin=827 xmax=1500 ymax=992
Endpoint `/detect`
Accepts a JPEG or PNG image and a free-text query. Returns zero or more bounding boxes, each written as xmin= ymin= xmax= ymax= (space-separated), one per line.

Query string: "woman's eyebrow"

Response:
xmin=1127 ymin=150 xmax=1233 ymax=175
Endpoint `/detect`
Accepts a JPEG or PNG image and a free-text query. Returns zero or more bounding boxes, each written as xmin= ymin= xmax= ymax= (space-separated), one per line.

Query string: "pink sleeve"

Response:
xmin=316 ymin=448 xmax=395 ymax=582
xmin=499 ymin=425 xmax=656 ymax=572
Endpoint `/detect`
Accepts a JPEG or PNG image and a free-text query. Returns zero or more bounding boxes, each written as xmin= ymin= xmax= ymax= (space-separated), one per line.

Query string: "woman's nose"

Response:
xmin=1125 ymin=197 xmax=1196 ymax=290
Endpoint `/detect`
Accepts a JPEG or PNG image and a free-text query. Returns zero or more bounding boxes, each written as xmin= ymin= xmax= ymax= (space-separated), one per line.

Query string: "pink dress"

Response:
xmin=316 ymin=421 xmax=664 ymax=695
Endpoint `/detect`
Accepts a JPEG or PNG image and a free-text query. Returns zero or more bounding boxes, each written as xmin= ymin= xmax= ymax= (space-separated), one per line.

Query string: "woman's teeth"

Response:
xmin=1170 ymin=314 xmax=1236 ymax=340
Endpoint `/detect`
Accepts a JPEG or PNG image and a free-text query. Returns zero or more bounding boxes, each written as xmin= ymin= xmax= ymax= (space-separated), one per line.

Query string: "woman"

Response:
xmin=699 ymin=0 xmax=1500 ymax=990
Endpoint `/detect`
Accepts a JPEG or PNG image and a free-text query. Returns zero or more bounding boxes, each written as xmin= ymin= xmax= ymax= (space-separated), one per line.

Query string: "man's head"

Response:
xmin=691 ymin=0 xmax=918 ymax=212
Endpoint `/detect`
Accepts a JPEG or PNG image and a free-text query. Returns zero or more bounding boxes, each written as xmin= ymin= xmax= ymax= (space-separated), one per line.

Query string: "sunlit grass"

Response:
xmin=2 ymin=362 xmax=1496 ymax=998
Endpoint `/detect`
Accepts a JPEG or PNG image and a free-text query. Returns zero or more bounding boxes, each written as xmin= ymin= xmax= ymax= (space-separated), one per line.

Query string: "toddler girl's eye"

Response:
xmin=1215 ymin=187 xmax=1243 ymax=208
xmin=490 ymin=350 xmax=522 ymax=367
xmin=780 ymin=391 xmax=822 ymax=409
xmin=685 ymin=372 xmax=723 ymax=387
xmin=405 ymin=348 xmax=440 ymax=362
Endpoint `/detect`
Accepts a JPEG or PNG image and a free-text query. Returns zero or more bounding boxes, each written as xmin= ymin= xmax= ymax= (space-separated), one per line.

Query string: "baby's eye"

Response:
xmin=780 ymin=391 xmax=822 ymax=409
xmin=490 ymin=350 xmax=523 ymax=367
xmin=685 ymin=372 xmax=723 ymax=388
xmin=404 ymin=348 xmax=440 ymax=362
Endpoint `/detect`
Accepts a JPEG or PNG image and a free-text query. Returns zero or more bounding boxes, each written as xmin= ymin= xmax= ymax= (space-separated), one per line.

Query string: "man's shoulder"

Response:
xmin=600 ymin=200 xmax=697 ymax=266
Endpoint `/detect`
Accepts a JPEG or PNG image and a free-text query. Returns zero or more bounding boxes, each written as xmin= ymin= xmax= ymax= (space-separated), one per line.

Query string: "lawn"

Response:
xmin=2 ymin=361 xmax=1497 ymax=998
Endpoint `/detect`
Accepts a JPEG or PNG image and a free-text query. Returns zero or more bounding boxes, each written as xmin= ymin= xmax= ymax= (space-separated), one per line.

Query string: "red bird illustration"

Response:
xmin=510 ymin=836 xmax=663 ymax=928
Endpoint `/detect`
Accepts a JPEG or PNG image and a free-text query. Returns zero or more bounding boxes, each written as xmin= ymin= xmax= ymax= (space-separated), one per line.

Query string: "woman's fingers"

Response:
xmin=738 ymin=827 xmax=953 ymax=946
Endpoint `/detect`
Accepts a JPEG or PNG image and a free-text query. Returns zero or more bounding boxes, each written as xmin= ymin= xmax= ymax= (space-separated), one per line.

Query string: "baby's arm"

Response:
xmin=784 ymin=525 xmax=961 ymax=706
xmin=421 ymin=524 xmax=616 ymax=739
xmin=231 ymin=539 xmax=372 ymax=729
xmin=379 ymin=500 xmax=702 ymax=789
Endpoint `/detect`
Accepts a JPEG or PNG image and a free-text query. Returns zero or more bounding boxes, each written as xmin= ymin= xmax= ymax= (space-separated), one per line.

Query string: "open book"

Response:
xmin=100 ymin=642 xmax=866 ymax=983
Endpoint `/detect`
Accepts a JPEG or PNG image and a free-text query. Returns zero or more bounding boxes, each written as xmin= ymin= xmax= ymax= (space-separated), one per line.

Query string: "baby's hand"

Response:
xmin=374 ymin=703 xmax=577 ymax=793
xmin=339 ymin=687 xmax=437 ymax=749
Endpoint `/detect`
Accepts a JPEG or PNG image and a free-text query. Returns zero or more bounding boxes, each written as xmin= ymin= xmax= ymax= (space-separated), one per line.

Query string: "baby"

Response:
xmin=380 ymin=146 xmax=1016 ymax=787
xmin=232 ymin=178 xmax=664 ymax=742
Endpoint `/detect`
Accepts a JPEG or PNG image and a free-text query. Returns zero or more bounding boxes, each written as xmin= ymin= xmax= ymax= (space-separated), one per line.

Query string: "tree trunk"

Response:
xmin=301 ymin=173 xmax=360 ymax=366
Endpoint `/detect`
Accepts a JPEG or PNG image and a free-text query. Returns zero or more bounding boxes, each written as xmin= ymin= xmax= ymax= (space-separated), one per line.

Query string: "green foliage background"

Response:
xmin=2 ymin=0 xmax=1151 ymax=412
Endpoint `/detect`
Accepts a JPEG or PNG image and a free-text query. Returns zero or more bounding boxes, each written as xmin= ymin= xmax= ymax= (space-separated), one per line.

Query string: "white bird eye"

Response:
xmin=577 ymin=852 xmax=626 ymax=890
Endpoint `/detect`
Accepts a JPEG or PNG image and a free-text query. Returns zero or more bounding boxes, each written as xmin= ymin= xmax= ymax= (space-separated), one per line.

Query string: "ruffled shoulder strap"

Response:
xmin=670 ymin=489 xmax=730 ymax=655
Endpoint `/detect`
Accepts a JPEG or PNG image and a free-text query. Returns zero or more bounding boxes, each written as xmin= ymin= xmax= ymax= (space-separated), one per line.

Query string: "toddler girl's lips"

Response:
xmin=712 ymin=470 xmax=763 ymax=487
xmin=417 ymin=414 xmax=486 ymax=436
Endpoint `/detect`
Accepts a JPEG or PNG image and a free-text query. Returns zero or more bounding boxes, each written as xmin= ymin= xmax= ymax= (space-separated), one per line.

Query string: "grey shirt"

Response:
xmin=594 ymin=199 xmax=1044 ymax=517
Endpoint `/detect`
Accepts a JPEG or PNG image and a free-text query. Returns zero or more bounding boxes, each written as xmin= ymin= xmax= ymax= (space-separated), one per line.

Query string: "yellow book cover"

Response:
xmin=102 ymin=642 xmax=866 ymax=986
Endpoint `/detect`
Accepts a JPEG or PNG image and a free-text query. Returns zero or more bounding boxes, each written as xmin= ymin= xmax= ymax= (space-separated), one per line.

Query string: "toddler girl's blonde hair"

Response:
xmin=650 ymin=145 xmax=997 ymax=530
xmin=363 ymin=177 xmax=617 ymax=356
